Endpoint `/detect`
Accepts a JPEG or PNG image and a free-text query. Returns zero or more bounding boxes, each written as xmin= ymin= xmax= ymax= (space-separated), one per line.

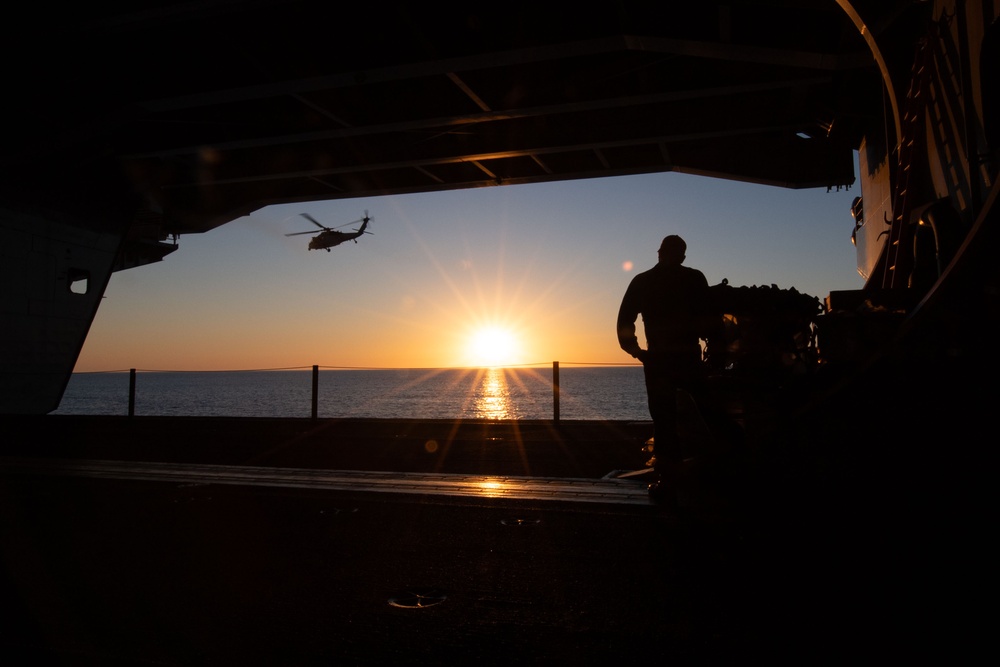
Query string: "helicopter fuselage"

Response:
xmin=308 ymin=230 xmax=359 ymax=251
xmin=300 ymin=215 xmax=370 ymax=251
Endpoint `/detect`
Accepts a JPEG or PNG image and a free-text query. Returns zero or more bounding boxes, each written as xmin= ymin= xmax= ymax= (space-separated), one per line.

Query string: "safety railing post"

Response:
xmin=552 ymin=361 xmax=560 ymax=424
xmin=312 ymin=365 xmax=319 ymax=420
xmin=128 ymin=369 xmax=136 ymax=417
xmin=128 ymin=368 xmax=135 ymax=417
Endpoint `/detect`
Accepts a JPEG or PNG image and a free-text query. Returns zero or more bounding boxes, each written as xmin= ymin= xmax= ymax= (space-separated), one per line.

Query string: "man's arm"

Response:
xmin=616 ymin=282 xmax=644 ymax=358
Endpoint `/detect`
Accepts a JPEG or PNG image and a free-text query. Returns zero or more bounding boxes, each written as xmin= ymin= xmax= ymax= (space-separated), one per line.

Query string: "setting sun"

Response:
xmin=466 ymin=326 xmax=522 ymax=367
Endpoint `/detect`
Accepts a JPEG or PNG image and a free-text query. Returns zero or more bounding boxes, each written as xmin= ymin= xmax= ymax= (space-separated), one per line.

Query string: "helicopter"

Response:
xmin=285 ymin=211 xmax=372 ymax=251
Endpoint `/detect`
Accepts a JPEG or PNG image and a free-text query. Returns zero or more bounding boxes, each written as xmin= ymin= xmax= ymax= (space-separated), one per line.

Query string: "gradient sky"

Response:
xmin=74 ymin=167 xmax=865 ymax=372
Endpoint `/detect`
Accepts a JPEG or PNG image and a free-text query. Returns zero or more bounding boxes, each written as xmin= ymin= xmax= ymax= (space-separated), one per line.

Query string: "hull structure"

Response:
xmin=824 ymin=1 xmax=999 ymax=432
xmin=0 ymin=209 xmax=121 ymax=413
xmin=851 ymin=1 xmax=997 ymax=293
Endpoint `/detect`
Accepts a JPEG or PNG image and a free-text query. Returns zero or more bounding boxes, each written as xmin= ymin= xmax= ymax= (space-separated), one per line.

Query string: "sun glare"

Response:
xmin=467 ymin=326 xmax=522 ymax=367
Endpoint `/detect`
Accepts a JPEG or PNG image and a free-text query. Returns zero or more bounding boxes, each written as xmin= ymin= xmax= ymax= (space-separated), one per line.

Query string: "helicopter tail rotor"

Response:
xmin=355 ymin=210 xmax=374 ymax=234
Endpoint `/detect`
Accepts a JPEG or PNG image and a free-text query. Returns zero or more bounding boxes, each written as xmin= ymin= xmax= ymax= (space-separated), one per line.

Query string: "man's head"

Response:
xmin=658 ymin=235 xmax=686 ymax=265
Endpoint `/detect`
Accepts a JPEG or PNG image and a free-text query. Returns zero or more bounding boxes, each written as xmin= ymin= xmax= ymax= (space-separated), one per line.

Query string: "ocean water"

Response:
xmin=54 ymin=366 xmax=651 ymax=421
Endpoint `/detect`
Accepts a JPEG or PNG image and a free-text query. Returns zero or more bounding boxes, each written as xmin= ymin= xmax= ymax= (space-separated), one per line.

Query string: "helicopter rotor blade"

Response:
xmin=337 ymin=211 xmax=373 ymax=229
xmin=300 ymin=213 xmax=329 ymax=230
xmin=285 ymin=230 xmax=318 ymax=237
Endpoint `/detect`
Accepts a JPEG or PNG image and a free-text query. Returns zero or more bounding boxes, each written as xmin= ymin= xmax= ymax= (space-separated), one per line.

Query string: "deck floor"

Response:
xmin=0 ymin=415 xmax=973 ymax=664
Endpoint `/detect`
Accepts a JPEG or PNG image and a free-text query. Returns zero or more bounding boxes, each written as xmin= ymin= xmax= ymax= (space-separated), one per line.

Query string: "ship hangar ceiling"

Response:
xmin=2 ymin=1 xmax=911 ymax=238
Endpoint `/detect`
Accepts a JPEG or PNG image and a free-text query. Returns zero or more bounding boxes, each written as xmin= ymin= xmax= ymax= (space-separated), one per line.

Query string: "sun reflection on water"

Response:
xmin=471 ymin=367 xmax=513 ymax=419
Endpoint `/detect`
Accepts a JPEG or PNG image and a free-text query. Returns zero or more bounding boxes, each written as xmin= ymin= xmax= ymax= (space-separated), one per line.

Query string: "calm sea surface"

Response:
xmin=54 ymin=367 xmax=650 ymax=421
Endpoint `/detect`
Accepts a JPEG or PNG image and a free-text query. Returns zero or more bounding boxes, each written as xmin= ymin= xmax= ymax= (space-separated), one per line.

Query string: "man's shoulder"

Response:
xmin=625 ymin=264 xmax=657 ymax=286
xmin=663 ymin=264 xmax=709 ymax=293
xmin=679 ymin=265 xmax=708 ymax=282
xmin=628 ymin=263 xmax=707 ymax=287
xmin=655 ymin=263 xmax=707 ymax=280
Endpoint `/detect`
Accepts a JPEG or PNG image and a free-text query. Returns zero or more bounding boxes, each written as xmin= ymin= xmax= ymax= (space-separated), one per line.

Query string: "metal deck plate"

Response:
xmin=0 ymin=458 xmax=654 ymax=505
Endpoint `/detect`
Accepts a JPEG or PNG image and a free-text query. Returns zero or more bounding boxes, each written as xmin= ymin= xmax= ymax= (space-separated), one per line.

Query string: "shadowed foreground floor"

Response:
xmin=0 ymin=415 xmax=978 ymax=664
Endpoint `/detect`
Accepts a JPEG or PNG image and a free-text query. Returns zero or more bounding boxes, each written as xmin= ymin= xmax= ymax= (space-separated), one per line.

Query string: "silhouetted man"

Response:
xmin=617 ymin=235 xmax=725 ymax=501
